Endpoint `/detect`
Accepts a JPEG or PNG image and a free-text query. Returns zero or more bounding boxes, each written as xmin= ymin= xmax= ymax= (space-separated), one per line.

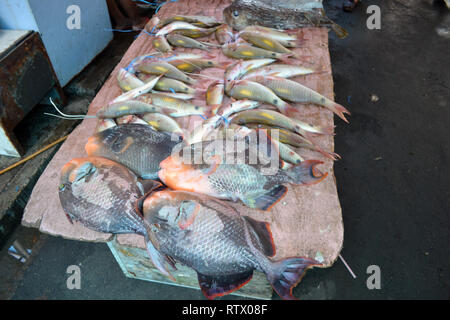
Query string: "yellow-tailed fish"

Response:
xmin=117 ymin=68 xmax=145 ymax=92
xmin=251 ymin=75 xmax=350 ymax=123
xmin=228 ymin=80 xmax=290 ymax=113
xmin=111 ymin=74 xmax=164 ymax=103
xmin=219 ymin=100 xmax=260 ymax=119
xmin=168 ymin=58 xmax=218 ymax=73
xmin=139 ymin=75 xmax=196 ymax=94
xmin=172 ymin=26 xmax=219 ymax=38
xmin=222 ymin=43 xmax=292 ymax=61
xmin=239 ymin=32 xmax=294 ymax=55
xmin=152 ymin=36 xmax=173 ymax=53
xmin=157 ymin=15 xmax=220 ymax=28
xmin=137 ymin=61 xmax=196 ymax=85
xmin=142 ymin=112 xmax=185 ymax=138
xmin=240 ymin=26 xmax=299 ymax=47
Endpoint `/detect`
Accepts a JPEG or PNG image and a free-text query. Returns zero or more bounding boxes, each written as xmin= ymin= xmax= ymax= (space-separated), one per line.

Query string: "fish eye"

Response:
xmin=59 ymin=183 xmax=66 ymax=191
xmin=233 ymin=10 xmax=239 ymax=17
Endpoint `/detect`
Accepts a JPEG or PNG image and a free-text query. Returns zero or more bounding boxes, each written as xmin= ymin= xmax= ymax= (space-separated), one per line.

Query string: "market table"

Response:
xmin=22 ymin=0 xmax=344 ymax=299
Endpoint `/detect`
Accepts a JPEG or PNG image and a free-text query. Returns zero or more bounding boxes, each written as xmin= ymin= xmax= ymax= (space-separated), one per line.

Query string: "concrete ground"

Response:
xmin=1 ymin=0 xmax=449 ymax=300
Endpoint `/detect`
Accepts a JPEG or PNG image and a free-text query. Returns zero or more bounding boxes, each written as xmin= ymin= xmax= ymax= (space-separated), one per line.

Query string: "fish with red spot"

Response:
xmin=142 ymin=188 xmax=320 ymax=300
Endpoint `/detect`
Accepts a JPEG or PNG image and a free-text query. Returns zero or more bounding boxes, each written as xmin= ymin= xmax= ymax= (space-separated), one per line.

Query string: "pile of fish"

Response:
xmin=58 ymin=14 xmax=350 ymax=300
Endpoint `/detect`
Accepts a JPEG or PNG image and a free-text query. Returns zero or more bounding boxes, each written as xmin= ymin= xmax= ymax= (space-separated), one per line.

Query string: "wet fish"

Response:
xmin=138 ymin=93 xmax=206 ymax=117
xmin=223 ymin=0 xmax=348 ymax=39
xmin=152 ymin=36 xmax=173 ymax=53
xmin=85 ymin=123 xmax=180 ymax=179
xmin=250 ymin=75 xmax=350 ymax=122
xmin=230 ymin=109 xmax=331 ymax=136
xmin=151 ymin=91 xmax=195 ymax=100
xmin=111 ymin=74 xmax=163 ymax=103
xmin=239 ymin=32 xmax=294 ymax=55
xmin=206 ymin=81 xmax=224 ymax=114
xmin=242 ymin=63 xmax=317 ymax=79
xmin=222 ymin=43 xmax=291 ymax=61
xmin=137 ymin=61 xmax=196 ymax=85
xmin=218 ymin=99 xmax=260 ymax=119
xmin=117 ymin=68 xmax=145 ymax=92
xmin=215 ymin=24 xmax=235 ymax=45
xmin=142 ymin=112 xmax=185 ymax=138
xmin=138 ymin=74 xmax=196 ymax=94
xmin=115 ymin=115 xmax=149 ymax=126
xmin=156 ymin=21 xmax=212 ymax=37
xmin=224 ymin=58 xmax=275 ymax=92
xmin=166 ymin=33 xmax=218 ymax=51
xmin=168 ymin=58 xmax=218 ymax=73
xmin=96 ymin=118 xmax=117 ymax=132
xmin=96 ymin=100 xmax=175 ymax=119
xmin=239 ymin=26 xmax=299 ymax=47
xmin=158 ymin=137 xmax=328 ymax=210
xmin=157 ymin=15 xmax=220 ymax=28
xmin=173 ymin=26 xmax=218 ymax=38
xmin=59 ymin=157 xmax=174 ymax=279
xmin=142 ymin=189 xmax=320 ymax=299
xmin=228 ymin=80 xmax=290 ymax=113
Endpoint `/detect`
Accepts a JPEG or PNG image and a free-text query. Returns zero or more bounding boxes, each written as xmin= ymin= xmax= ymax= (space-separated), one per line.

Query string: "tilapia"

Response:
xmin=158 ymin=137 xmax=328 ymax=210
xmin=85 ymin=124 xmax=180 ymax=179
xmin=250 ymin=75 xmax=350 ymax=123
xmin=142 ymin=189 xmax=320 ymax=299
xmin=223 ymin=0 xmax=348 ymax=39
xmin=59 ymin=157 xmax=175 ymax=279
xmin=137 ymin=61 xmax=196 ymax=85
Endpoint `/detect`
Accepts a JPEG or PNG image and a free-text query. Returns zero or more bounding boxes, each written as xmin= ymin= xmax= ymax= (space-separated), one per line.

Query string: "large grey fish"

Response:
xmin=142 ymin=189 xmax=320 ymax=300
xmin=158 ymin=137 xmax=328 ymax=210
xmin=59 ymin=157 xmax=175 ymax=279
xmin=223 ymin=0 xmax=348 ymax=38
xmin=85 ymin=124 xmax=180 ymax=179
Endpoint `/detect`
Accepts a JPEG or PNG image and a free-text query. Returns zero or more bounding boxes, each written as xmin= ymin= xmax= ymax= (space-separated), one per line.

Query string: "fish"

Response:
xmin=96 ymin=118 xmax=117 ymax=132
xmin=206 ymin=81 xmax=224 ymax=114
xmin=239 ymin=26 xmax=299 ymax=47
xmin=218 ymin=99 xmax=261 ymax=119
xmin=111 ymin=74 xmax=163 ymax=103
xmin=155 ymin=21 xmax=212 ymax=37
xmin=242 ymin=63 xmax=317 ymax=79
xmin=138 ymin=74 xmax=196 ymax=94
xmin=168 ymin=58 xmax=218 ymax=73
xmin=115 ymin=115 xmax=149 ymax=126
xmin=157 ymin=15 xmax=221 ymax=29
xmin=215 ymin=24 xmax=235 ymax=45
xmin=141 ymin=189 xmax=320 ymax=300
xmin=223 ymin=0 xmax=348 ymax=39
xmin=222 ymin=43 xmax=292 ymax=61
xmin=246 ymin=123 xmax=340 ymax=160
xmin=96 ymin=100 xmax=175 ymax=119
xmin=186 ymin=115 xmax=223 ymax=145
xmin=117 ymin=68 xmax=145 ymax=92
xmin=85 ymin=123 xmax=180 ymax=179
xmin=166 ymin=33 xmax=218 ymax=51
xmin=250 ymin=75 xmax=350 ymax=123
xmin=228 ymin=80 xmax=290 ymax=113
xmin=142 ymin=112 xmax=185 ymax=138
xmin=239 ymin=32 xmax=295 ymax=55
xmin=137 ymin=61 xmax=196 ymax=85
xmin=151 ymin=91 xmax=196 ymax=100
xmin=224 ymin=58 xmax=275 ymax=92
xmin=172 ymin=26 xmax=218 ymax=38
xmin=158 ymin=137 xmax=328 ymax=210
xmin=229 ymin=109 xmax=331 ymax=136
xmin=59 ymin=157 xmax=175 ymax=280
xmin=152 ymin=36 xmax=173 ymax=53
xmin=138 ymin=93 xmax=206 ymax=117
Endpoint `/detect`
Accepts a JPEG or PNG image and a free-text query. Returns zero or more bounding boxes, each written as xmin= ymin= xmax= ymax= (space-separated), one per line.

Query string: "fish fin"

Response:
xmin=268 ymin=257 xmax=320 ymax=300
xmin=144 ymin=233 xmax=176 ymax=281
xmin=246 ymin=185 xmax=287 ymax=211
xmin=242 ymin=216 xmax=276 ymax=257
xmin=197 ymin=271 xmax=254 ymax=300
xmin=286 ymin=160 xmax=328 ymax=185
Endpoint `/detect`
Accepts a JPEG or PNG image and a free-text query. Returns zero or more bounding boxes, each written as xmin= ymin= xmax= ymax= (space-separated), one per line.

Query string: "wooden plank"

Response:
xmin=23 ymin=0 xmax=343 ymax=283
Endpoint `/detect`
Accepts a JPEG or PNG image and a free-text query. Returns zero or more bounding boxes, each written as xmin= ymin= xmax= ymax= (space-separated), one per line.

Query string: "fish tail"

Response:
xmin=286 ymin=160 xmax=328 ymax=186
xmin=278 ymin=53 xmax=295 ymax=65
xmin=327 ymin=102 xmax=351 ymax=123
xmin=144 ymin=233 xmax=176 ymax=282
xmin=267 ymin=257 xmax=320 ymax=300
